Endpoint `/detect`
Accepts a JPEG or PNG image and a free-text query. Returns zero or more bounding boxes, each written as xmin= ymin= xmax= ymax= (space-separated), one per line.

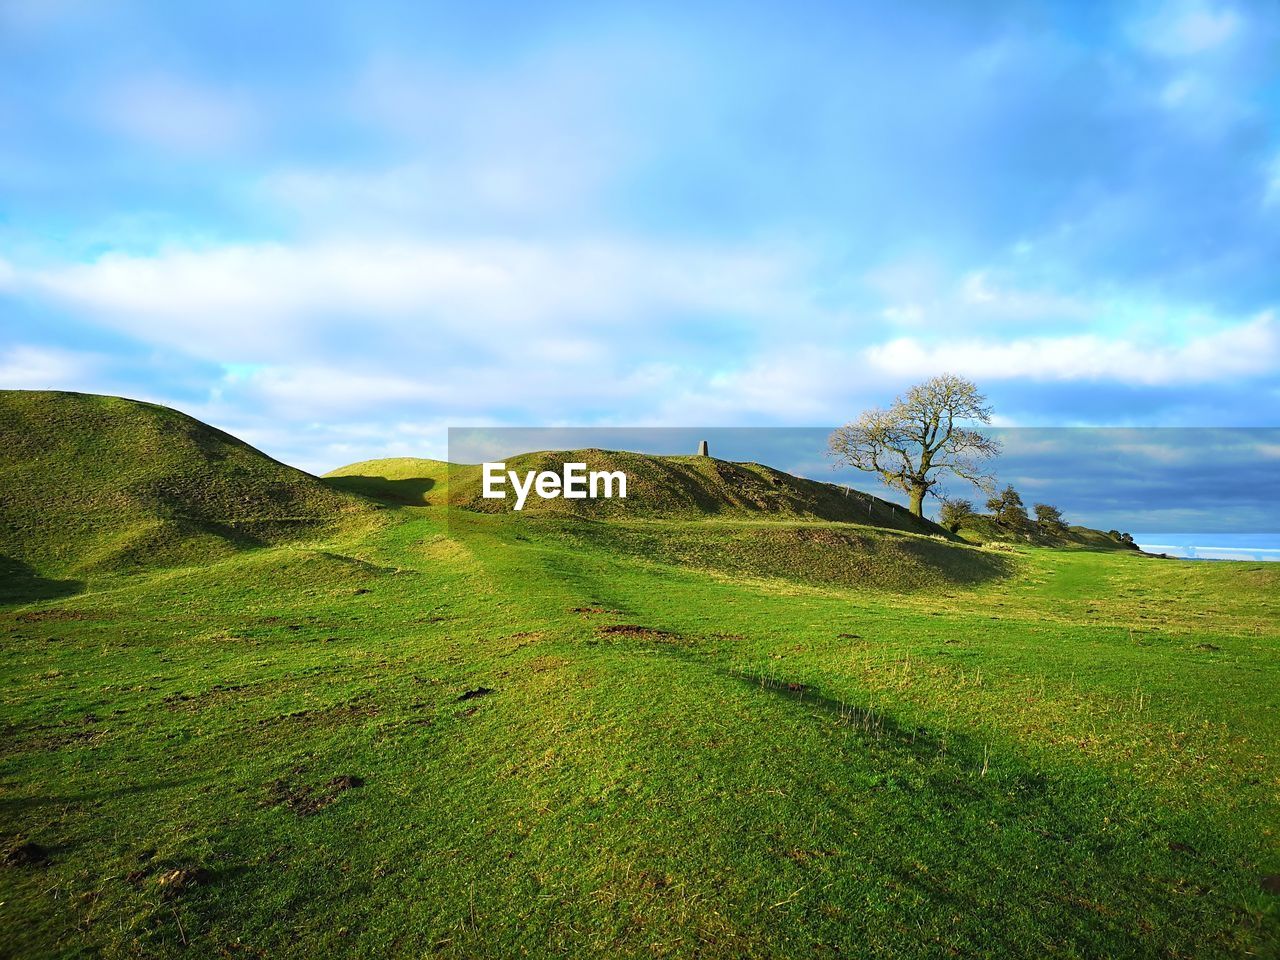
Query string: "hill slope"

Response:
xmin=327 ymin=453 xmax=991 ymax=591
xmin=436 ymin=449 xmax=947 ymax=536
xmin=952 ymin=512 xmax=1141 ymax=551
xmin=0 ymin=390 xmax=371 ymax=578
xmin=324 ymin=457 xmax=451 ymax=505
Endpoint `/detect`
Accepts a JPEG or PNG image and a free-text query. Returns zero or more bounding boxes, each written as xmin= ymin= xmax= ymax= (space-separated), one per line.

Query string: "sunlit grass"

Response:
xmin=1 ymin=501 xmax=1277 ymax=958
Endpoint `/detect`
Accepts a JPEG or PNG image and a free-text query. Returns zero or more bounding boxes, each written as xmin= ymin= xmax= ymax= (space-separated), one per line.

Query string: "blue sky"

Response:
xmin=1 ymin=0 xmax=1279 ymax=475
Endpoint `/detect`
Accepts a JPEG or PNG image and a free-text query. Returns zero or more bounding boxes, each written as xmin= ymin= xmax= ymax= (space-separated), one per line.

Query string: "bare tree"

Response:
xmin=828 ymin=374 xmax=1000 ymax=517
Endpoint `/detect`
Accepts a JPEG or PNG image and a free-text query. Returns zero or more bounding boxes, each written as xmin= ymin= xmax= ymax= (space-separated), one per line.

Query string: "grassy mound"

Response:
xmin=537 ymin=517 xmax=1012 ymax=591
xmin=952 ymin=512 xmax=1140 ymax=551
xmin=323 ymin=457 xmax=451 ymax=505
xmin=441 ymin=449 xmax=946 ymax=536
xmin=0 ymin=390 xmax=372 ymax=577
xmin=331 ymin=452 xmax=997 ymax=591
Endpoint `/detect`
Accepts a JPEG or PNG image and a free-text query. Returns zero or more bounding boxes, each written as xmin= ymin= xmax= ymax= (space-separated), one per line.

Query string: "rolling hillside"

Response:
xmin=0 ymin=390 xmax=372 ymax=578
xmin=951 ymin=512 xmax=1141 ymax=551
xmin=429 ymin=449 xmax=948 ymax=536
xmin=2 ymin=393 xmax=1278 ymax=957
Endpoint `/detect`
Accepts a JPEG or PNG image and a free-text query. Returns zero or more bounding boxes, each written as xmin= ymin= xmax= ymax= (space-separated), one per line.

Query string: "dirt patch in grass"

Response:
xmin=597 ymin=624 xmax=686 ymax=643
xmin=0 ymin=714 xmax=108 ymax=757
xmin=457 ymin=686 xmax=495 ymax=701
xmin=264 ymin=773 xmax=365 ymax=817
xmin=163 ymin=680 xmax=379 ymax=729
xmin=4 ymin=840 xmax=51 ymax=866
xmin=163 ymin=682 xmax=253 ymax=712
xmin=156 ymin=866 xmax=211 ymax=897
xmin=526 ymin=655 xmax=569 ymax=674
xmin=254 ymin=697 xmax=381 ymax=730
xmin=495 ymin=631 xmax=542 ymax=657
xmin=779 ymin=847 xmax=840 ymax=864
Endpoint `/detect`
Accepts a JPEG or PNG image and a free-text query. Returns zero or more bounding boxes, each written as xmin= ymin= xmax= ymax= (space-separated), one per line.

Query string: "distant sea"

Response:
xmin=1131 ymin=533 xmax=1280 ymax=562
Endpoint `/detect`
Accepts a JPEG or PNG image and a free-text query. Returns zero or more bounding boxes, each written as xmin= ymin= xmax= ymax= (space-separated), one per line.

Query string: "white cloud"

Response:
xmin=0 ymin=344 xmax=98 ymax=389
xmin=882 ymin=303 xmax=925 ymax=325
xmin=0 ymin=0 xmax=90 ymax=33
xmin=279 ymin=45 xmax=681 ymax=232
xmin=1135 ymin=2 xmax=1241 ymax=57
xmin=698 ymin=347 xmax=857 ymax=421
xmin=864 ymin=310 xmax=1277 ymax=385
xmin=867 ymin=258 xmax=1091 ymax=329
xmin=241 ymin=366 xmax=446 ymax=410
xmin=958 ymin=271 xmax=1088 ymax=319
xmin=1160 ymin=72 xmax=1200 ymax=107
xmin=863 ymin=256 xmax=947 ymax=306
xmin=6 ymin=235 xmax=1277 ymax=470
xmin=97 ymin=74 xmax=256 ymax=153
xmin=1265 ymin=154 xmax=1280 ymax=208
xmin=2 ymin=239 xmax=820 ymax=361
xmin=260 ymin=156 xmax=613 ymax=231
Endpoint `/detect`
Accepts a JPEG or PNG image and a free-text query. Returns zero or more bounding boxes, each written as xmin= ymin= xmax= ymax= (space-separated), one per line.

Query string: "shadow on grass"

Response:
xmin=324 ymin=475 xmax=437 ymax=506
xmin=728 ymin=667 xmax=954 ymax=755
xmin=724 ymin=666 xmax=1044 ymax=807
xmin=714 ymin=663 xmax=1274 ymax=950
xmin=0 ymin=555 xmax=83 ymax=605
xmin=0 ymin=777 xmax=197 ymax=814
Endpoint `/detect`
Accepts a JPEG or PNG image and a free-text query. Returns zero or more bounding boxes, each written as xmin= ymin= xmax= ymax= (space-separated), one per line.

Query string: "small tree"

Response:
xmin=828 ymin=374 xmax=1000 ymax=517
xmin=1034 ymin=503 xmax=1067 ymax=536
xmin=986 ymin=484 xmax=1028 ymax=529
xmin=939 ymin=497 xmax=974 ymax=532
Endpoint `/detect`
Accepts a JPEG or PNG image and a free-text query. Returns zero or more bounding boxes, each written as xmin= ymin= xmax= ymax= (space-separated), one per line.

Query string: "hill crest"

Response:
xmin=335 ymin=448 xmax=949 ymax=536
xmin=0 ymin=390 xmax=372 ymax=580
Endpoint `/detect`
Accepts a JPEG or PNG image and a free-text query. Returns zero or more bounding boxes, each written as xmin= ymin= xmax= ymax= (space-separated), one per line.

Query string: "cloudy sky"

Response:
xmin=2 ymin=0 xmax=1278 ymax=474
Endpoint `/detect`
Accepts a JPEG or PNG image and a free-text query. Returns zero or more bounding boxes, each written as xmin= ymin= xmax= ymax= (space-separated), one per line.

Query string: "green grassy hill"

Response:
xmin=436 ymin=448 xmax=946 ymax=536
xmin=2 ymin=477 xmax=1276 ymax=958
xmin=952 ymin=512 xmax=1141 ymax=551
xmin=333 ymin=450 xmax=981 ymax=590
xmin=324 ymin=457 xmax=452 ymax=505
xmin=324 ymin=453 xmax=1045 ymax=592
xmin=2 ymin=397 xmax=1278 ymax=957
xmin=0 ymin=390 xmax=372 ymax=581
xmin=534 ymin=515 xmax=1012 ymax=591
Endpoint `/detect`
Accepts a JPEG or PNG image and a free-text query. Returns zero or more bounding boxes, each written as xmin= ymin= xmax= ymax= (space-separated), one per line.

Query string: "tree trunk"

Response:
xmin=909 ymin=484 xmax=926 ymax=517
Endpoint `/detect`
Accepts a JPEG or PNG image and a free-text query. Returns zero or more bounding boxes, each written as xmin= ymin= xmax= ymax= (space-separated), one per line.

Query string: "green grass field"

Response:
xmin=2 ymin=394 xmax=1278 ymax=958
